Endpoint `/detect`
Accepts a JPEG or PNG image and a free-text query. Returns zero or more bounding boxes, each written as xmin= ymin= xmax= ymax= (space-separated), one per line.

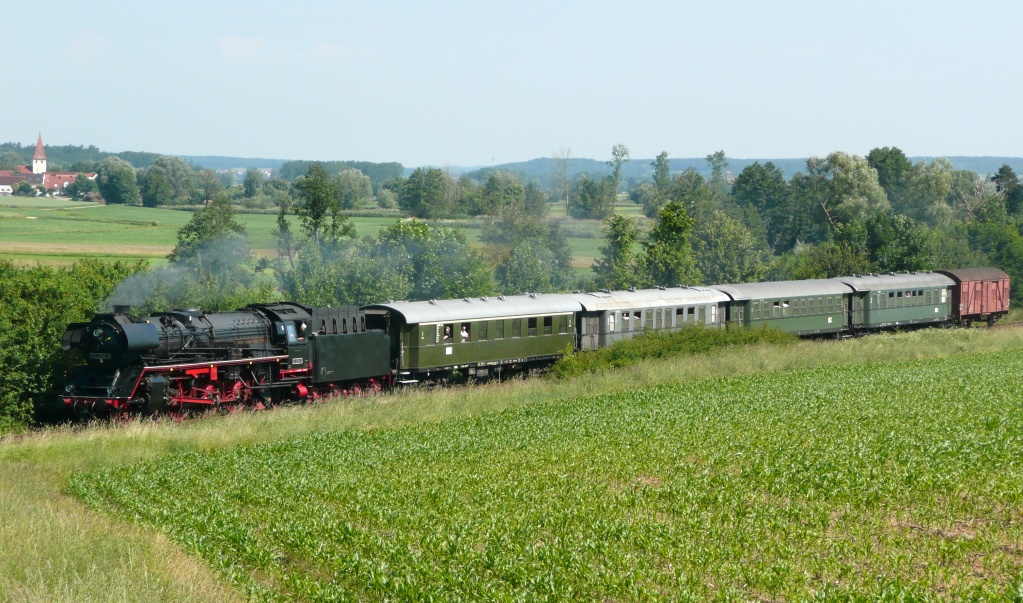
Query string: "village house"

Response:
xmin=0 ymin=134 xmax=97 ymax=196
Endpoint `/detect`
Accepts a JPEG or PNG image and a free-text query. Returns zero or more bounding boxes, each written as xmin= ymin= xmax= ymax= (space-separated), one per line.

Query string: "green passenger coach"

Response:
xmin=363 ymin=294 xmax=579 ymax=383
xmin=713 ymin=279 xmax=851 ymax=336
xmin=833 ymin=272 xmax=955 ymax=330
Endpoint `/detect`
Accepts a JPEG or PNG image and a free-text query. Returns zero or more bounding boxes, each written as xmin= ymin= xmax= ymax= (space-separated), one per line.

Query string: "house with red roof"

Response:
xmin=0 ymin=134 xmax=97 ymax=196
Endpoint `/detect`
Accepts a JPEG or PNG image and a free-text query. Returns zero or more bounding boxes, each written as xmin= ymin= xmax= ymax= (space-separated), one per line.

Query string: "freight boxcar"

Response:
xmin=935 ymin=268 xmax=1011 ymax=326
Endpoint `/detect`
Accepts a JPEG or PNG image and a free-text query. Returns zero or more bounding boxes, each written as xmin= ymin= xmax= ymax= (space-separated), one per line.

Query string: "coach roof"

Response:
xmin=712 ymin=279 xmax=852 ymax=301
xmin=566 ymin=287 xmax=729 ymax=311
xmin=363 ymin=294 xmax=581 ymax=324
xmin=833 ymin=272 xmax=954 ymax=293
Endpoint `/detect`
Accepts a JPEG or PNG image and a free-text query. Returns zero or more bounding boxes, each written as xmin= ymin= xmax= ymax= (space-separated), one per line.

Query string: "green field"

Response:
xmin=42 ymin=331 xmax=1023 ymax=601
xmin=0 ymin=198 xmax=618 ymax=269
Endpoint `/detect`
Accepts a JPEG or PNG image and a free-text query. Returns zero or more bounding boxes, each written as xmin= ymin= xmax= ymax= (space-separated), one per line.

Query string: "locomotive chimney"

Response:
xmin=113 ymin=304 xmax=131 ymax=315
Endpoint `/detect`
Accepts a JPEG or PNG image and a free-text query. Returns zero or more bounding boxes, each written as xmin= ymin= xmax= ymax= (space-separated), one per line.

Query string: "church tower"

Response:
xmin=32 ymin=133 xmax=46 ymax=175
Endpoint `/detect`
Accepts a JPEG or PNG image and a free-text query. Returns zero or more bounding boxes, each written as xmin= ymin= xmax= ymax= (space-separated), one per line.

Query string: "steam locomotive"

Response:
xmin=60 ymin=303 xmax=390 ymax=417
xmin=59 ymin=268 xmax=1010 ymax=418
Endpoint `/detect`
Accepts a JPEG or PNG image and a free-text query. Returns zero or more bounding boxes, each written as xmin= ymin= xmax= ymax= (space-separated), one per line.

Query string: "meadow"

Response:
xmin=3 ymin=326 xmax=1023 ymax=601
xmin=0 ymin=198 xmax=616 ymax=269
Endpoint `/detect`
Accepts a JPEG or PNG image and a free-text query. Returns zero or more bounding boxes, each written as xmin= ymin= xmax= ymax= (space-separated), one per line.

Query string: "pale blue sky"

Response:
xmin=3 ymin=1 xmax=1021 ymax=166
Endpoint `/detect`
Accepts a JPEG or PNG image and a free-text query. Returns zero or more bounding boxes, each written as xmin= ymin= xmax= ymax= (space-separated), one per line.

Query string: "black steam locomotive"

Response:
xmin=59 ymin=303 xmax=390 ymax=417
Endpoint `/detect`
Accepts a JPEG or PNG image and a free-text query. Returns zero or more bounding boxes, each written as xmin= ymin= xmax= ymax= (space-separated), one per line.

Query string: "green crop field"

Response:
xmin=66 ymin=347 xmax=1023 ymax=601
xmin=0 ymin=200 xmax=609 ymax=269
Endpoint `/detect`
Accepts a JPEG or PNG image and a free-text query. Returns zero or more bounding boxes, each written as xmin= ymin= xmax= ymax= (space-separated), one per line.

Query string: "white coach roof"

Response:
xmin=363 ymin=294 xmax=581 ymax=324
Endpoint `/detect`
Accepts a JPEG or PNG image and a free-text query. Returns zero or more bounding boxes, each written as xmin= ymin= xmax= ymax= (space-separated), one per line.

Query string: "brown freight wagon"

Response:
xmin=935 ymin=268 xmax=1010 ymax=326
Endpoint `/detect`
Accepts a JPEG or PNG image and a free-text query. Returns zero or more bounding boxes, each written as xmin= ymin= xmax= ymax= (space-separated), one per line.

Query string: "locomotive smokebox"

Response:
xmin=113 ymin=304 xmax=131 ymax=316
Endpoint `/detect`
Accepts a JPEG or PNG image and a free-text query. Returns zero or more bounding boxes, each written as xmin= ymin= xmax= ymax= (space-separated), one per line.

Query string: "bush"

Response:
xmin=0 ymin=259 xmax=147 ymax=431
xmin=549 ymin=324 xmax=796 ymax=379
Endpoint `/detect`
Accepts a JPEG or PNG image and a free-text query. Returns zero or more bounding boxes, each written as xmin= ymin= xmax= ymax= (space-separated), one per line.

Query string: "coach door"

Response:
xmin=579 ymin=314 xmax=600 ymax=351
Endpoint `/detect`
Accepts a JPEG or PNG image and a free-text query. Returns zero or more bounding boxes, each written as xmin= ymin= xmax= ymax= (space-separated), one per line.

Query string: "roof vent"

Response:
xmin=481 ymin=296 xmax=488 ymax=301
xmin=657 ymin=285 xmax=666 ymax=290
xmin=463 ymin=297 xmax=471 ymax=302
xmin=573 ymin=290 xmax=581 ymax=294
xmin=529 ymin=293 xmax=537 ymax=299
xmin=498 ymin=295 xmax=505 ymax=300
xmin=628 ymin=287 xmax=636 ymax=292
xmin=889 ymin=272 xmax=896 ymax=276
xmin=429 ymin=299 xmax=437 ymax=305
xmin=600 ymin=289 xmax=610 ymax=294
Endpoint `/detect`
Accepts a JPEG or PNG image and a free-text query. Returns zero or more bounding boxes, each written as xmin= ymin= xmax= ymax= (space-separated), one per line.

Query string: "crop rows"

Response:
xmin=70 ymin=351 xmax=1023 ymax=601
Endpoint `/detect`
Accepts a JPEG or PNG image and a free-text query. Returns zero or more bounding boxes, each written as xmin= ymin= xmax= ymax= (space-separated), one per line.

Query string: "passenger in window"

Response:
xmin=444 ymin=325 xmax=452 ymax=340
xmin=460 ymin=325 xmax=469 ymax=341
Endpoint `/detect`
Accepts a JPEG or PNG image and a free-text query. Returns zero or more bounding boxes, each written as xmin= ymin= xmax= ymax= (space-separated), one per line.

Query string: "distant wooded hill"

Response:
xmin=454 ymin=156 xmax=1023 ymax=185
xmin=2 ymin=141 xmax=1020 ymax=185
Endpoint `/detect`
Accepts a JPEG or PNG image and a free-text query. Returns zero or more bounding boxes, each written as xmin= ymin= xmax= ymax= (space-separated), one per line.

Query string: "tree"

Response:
xmin=992 ymin=164 xmax=1023 ymax=215
xmin=66 ymin=173 xmax=98 ymax=200
xmin=790 ymin=152 xmax=888 ymax=238
xmin=592 ymin=214 xmax=642 ymax=290
xmin=651 ymin=151 xmax=671 ymax=196
xmin=523 ymin=182 xmax=548 ymax=218
xmin=568 ymin=174 xmax=613 ymax=219
xmin=197 ymin=169 xmax=224 ymax=202
xmin=642 ymin=201 xmax=700 ymax=287
xmin=551 ymin=148 xmax=571 ymax=206
xmin=167 ymin=197 xmax=247 ymax=264
xmin=294 ymin=163 xmax=355 ymax=245
xmin=778 ymin=241 xmax=870 ymax=280
xmin=149 ymin=156 xmax=196 ymax=203
xmin=375 ymin=220 xmax=494 ymax=301
xmin=243 ymin=168 xmax=265 ymax=198
xmin=399 ymin=168 xmax=452 ymax=219
xmin=336 ymin=168 xmax=373 ymax=210
xmin=866 ymin=146 xmax=913 ymax=207
xmin=694 ymin=210 xmax=766 ymax=284
xmin=479 ymin=171 xmax=525 ymax=216
xmin=96 ymin=156 xmax=140 ymax=205
xmin=731 ymin=161 xmax=790 ymax=251
xmin=13 ymin=181 xmax=35 ymax=196
xmin=606 ymin=143 xmax=630 ymax=209
xmin=139 ymin=169 xmax=173 ymax=207
xmin=663 ymin=168 xmax=716 ymax=221
xmin=706 ymin=150 xmax=729 ymax=199
xmin=483 ymin=204 xmax=573 ymax=293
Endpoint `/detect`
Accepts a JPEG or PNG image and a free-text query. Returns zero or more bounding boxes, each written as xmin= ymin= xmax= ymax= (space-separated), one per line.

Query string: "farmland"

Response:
xmin=0 ymin=198 xmax=618 ymax=269
xmin=44 ymin=329 xmax=1023 ymax=601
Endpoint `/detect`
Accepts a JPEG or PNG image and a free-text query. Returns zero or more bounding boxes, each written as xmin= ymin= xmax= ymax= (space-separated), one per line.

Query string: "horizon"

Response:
xmin=4 ymin=0 xmax=1021 ymax=166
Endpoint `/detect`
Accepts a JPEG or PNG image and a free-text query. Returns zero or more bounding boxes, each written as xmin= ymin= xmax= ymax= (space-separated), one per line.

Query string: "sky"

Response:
xmin=3 ymin=1 xmax=1022 ymax=167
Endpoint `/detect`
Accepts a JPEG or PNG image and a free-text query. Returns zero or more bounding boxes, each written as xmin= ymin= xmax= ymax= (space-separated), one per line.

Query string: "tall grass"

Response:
xmin=550 ymin=324 xmax=796 ymax=378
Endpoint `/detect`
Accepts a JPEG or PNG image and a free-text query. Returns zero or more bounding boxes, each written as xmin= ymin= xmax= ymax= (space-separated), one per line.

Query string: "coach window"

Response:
xmin=543 ymin=316 xmax=553 ymax=335
xmin=941 ymin=289 xmax=947 ymax=303
xmin=608 ymin=313 xmax=616 ymax=332
xmin=711 ymin=305 xmax=718 ymax=323
xmin=478 ymin=321 xmax=488 ymax=341
xmin=527 ymin=317 xmax=538 ymax=336
xmin=559 ymin=315 xmax=568 ymax=334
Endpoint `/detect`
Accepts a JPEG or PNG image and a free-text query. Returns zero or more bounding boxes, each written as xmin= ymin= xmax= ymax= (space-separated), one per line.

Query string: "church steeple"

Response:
xmin=32 ymin=133 xmax=46 ymax=175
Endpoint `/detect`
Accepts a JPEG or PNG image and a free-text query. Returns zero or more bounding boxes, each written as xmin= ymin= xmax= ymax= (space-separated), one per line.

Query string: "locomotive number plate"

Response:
xmin=90 ymin=353 xmax=111 ymax=360
xmin=291 ymin=358 xmax=304 ymax=365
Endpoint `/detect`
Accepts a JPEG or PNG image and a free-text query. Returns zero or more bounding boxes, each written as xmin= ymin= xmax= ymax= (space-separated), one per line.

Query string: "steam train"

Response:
xmin=59 ymin=268 xmax=1010 ymax=418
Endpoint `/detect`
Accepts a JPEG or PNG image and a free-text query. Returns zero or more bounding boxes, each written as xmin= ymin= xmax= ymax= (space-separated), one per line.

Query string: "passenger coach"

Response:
xmin=364 ymin=294 xmax=578 ymax=383
xmin=712 ymin=279 xmax=850 ymax=336
xmin=567 ymin=287 xmax=728 ymax=351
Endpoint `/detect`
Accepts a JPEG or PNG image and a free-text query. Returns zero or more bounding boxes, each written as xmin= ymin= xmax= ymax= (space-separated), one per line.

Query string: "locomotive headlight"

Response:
xmin=65 ymin=384 xmax=75 ymax=393
xmin=93 ymin=328 xmax=103 ymax=338
xmin=106 ymin=387 xmax=114 ymax=395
